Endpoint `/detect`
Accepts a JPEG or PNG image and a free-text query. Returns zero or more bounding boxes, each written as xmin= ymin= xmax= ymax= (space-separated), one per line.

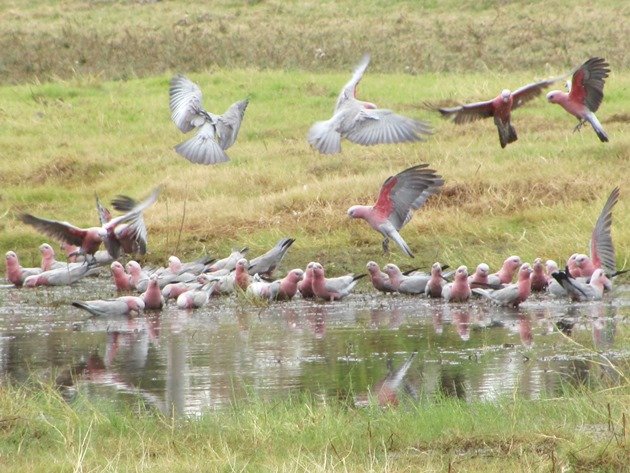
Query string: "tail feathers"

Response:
xmin=307 ymin=119 xmax=342 ymax=154
xmin=472 ymin=288 xmax=493 ymax=299
xmin=389 ymin=230 xmax=414 ymax=258
xmin=497 ymin=121 xmax=518 ymax=148
xmin=72 ymin=301 xmax=101 ymax=317
xmin=352 ymin=273 xmax=368 ymax=282
xmin=586 ymin=112 xmax=609 ymax=142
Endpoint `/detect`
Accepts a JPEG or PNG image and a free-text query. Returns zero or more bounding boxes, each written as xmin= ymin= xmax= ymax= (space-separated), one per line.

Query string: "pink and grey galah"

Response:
xmin=247 ymin=238 xmax=295 ymax=277
xmin=308 ymin=54 xmax=432 ymax=154
xmin=546 ymin=57 xmax=610 ymax=142
xmin=529 ymin=258 xmax=549 ymax=292
xmin=441 ymin=266 xmax=471 ymax=302
xmin=39 ymin=243 xmax=66 ymax=271
xmin=347 ymin=164 xmax=444 ymax=257
xmin=141 ymin=275 xmax=165 ymax=310
xmin=271 ymin=268 xmax=305 ymax=301
xmin=169 ymin=75 xmax=248 ymax=165
xmin=176 ymin=289 xmax=210 ymax=309
xmin=126 ymin=260 xmax=150 ymax=292
xmin=20 ymin=187 xmax=159 ymax=261
xmin=366 ymin=261 xmax=396 ymax=294
xmin=425 ymin=262 xmax=447 ymax=298
xmin=206 ymin=247 xmax=248 ymax=273
xmin=311 ymin=263 xmax=366 ymax=301
xmin=24 ymin=263 xmax=100 ymax=287
xmin=5 ymin=251 xmax=42 ymax=287
xmin=298 ymin=262 xmax=316 ymax=298
xmin=473 ymin=263 xmax=533 ymax=307
xmin=111 ymin=261 xmax=132 ymax=292
xmin=72 ymin=296 xmax=145 ymax=317
xmin=384 ymin=263 xmax=429 ymax=295
xmin=551 ymin=268 xmax=608 ymax=302
xmin=436 ymin=75 xmax=560 ymax=148
xmin=487 ymin=256 xmax=522 ymax=285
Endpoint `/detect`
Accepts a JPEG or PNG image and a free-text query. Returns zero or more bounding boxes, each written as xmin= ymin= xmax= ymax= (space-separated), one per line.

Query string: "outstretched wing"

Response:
xmin=335 ymin=53 xmax=370 ymax=111
xmin=436 ymin=99 xmax=495 ymax=124
xmin=373 ymin=164 xmax=444 ymax=230
xmin=20 ymin=214 xmax=87 ymax=247
xmin=95 ymin=195 xmax=111 ymax=225
xmin=344 ymin=108 xmax=432 ymax=146
xmin=169 ymin=75 xmax=208 ymax=133
xmin=511 ymin=77 xmax=560 ymax=110
xmin=175 ymin=122 xmax=230 ymax=165
xmin=216 ymin=99 xmax=249 ymax=150
xmin=569 ymin=57 xmax=610 ymax=113
xmin=590 ymin=187 xmax=619 ymax=274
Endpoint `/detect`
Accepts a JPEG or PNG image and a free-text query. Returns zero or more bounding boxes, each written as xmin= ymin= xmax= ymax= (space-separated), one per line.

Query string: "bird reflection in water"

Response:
xmin=367 ymin=352 xmax=418 ymax=407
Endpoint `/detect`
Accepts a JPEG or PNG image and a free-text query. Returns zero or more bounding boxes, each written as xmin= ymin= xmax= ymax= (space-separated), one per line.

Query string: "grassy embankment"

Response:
xmin=0 ymin=381 xmax=628 ymax=472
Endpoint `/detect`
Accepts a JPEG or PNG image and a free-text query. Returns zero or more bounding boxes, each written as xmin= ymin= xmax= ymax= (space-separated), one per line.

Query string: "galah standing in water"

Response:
xmin=234 ymin=258 xmax=252 ymax=291
xmin=384 ymin=263 xmax=429 ymax=295
xmin=487 ymin=256 xmax=521 ymax=285
xmin=176 ymin=289 xmax=210 ymax=309
xmin=169 ymin=75 xmax=248 ymax=165
xmin=551 ymin=268 xmax=608 ymax=302
xmin=425 ymin=262 xmax=447 ymax=298
xmin=473 ymin=263 xmax=533 ymax=307
xmin=141 ymin=276 xmax=165 ymax=310
xmin=347 ymin=164 xmax=444 ymax=257
xmin=308 ymin=54 xmax=432 ymax=154
xmin=5 ymin=251 xmax=42 ymax=287
xmin=110 ymin=261 xmax=132 ymax=292
xmin=436 ymin=75 xmax=560 ymax=148
xmin=24 ymin=263 xmax=100 ymax=287
xmin=162 ymin=282 xmax=201 ymax=300
xmin=39 ymin=243 xmax=66 ymax=271
xmin=441 ymin=266 xmax=471 ymax=302
xmin=272 ymin=268 xmax=305 ymax=301
xmin=529 ymin=258 xmax=549 ymax=292
xmin=366 ymin=261 xmax=396 ymax=294
xmin=547 ymin=57 xmax=610 ymax=142
xmin=546 ymin=260 xmax=568 ymax=297
xmin=126 ymin=261 xmax=149 ymax=292
xmin=72 ymin=296 xmax=145 ymax=317
xmin=20 ymin=187 xmax=159 ymax=261
xmin=247 ymin=238 xmax=295 ymax=277
xmin=298 ymin=262 xmax=316 ymax=298
xmin=311 ymin=263 xmax=366 ymax=301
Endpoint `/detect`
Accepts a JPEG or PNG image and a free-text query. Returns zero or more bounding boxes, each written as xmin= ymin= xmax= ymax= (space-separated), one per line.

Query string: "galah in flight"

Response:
xmin=169 ymin=75 xmax=248 ymax=164
xmin=347 ymin=164 xmax=443 ymax=257
xmin=20 ymin=187 xmax=159 ymax=261
xmin=308 ymin=54 xmax=432 ymax=154
xmin=546 ymin=57 xmax=610 ymax=142
xmin=436 ymin=76 xmax=560 ymax=148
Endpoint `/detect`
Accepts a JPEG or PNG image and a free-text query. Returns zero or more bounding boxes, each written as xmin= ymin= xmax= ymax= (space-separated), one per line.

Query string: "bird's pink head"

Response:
xmin=5 ymin=251 xmax=18 ymax=265
xmin=532 ymin=258 xmax=544 ymax=273
xmin=431 ymin=262 xmax=443 ymax=275
xmin=126 ymin=260 xmax=141 ymax=275
xmin=545 ymin=260 xmax=559 ymax=274
xmin=168 ymin=256 xmax=182 ymax=272
xmin=383 ymin=263 xmax=402 ymax=278
xmin=235 ymin=258 xmax=248 ymax=273
xmin=312 ymin=262 xmax=324 ymax=279
xmin=475 ymin=263 xmax=489 ymax=276
xmin=454 ymin=266 xmax=468 ymax=281
xmin=126 ymin=296 xmax=145 ymax=313
xmin=546 ymin=90 xmax=561 ymax=103
xmin=39 ymin=243 xmax=54 ymax=256
xmin=518 ymin=263 xmax=533 ymax=281
xmin=287 ymin=268 xmax=304 ymax=283
xmin=366 ymin=261 xmax=380 ymax=275
xmin=591 ymin=269 xmax=608 ymax=286
xmin=503 ymin=256 xmax=521 ymax=271
xmin=347 ymin=205 xmax=369 ymax=220
xmin=501 ymin=89 xmax=511 ymax=102
xmin=574 ymin=254 xmax=590 ymax=268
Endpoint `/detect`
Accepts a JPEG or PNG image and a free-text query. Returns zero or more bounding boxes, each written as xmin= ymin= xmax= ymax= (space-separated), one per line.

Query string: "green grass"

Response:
xmin=0 ymin=381 xmax=628 ymax=472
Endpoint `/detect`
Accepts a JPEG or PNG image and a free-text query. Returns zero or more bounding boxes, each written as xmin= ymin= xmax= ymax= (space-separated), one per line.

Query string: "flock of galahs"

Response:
xmin=3 ymin=54 xmax=624 ymax=317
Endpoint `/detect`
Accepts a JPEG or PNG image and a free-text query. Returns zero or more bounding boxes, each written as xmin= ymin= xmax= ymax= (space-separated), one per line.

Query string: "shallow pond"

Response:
xmin=1 ymin=278 xmax=628 ymax=415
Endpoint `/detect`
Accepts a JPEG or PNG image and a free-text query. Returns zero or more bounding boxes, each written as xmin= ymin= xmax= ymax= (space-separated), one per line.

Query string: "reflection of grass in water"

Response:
xmin=1 ymin=380 xmax=628 ymax=472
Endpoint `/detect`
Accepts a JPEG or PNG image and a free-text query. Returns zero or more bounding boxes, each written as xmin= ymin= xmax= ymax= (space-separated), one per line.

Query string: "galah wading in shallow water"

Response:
xmin=298 ymin=262 xmax=316 ymax=298
xmin=529 ymin=258 xmax=549 ymax=292
xmin=71 ymin=296 xmax=145 ymax=317
xmin=546 ymin=57 xmax=610 ymax=142
xmin=488 ymin=256 xmax=522 ymax=285
xmin=308 ymin=54 xmax=432 ymax=154
xmin=425 ymin=262 xmax=447 ymax=298
xmin=435 ymin=75 xmax=561 ymax=148
xmin=169 ymin=75 xmax=248 ymax=164
xmin=551 ymin=268 xmax=608 ymax=302
xmin=247 ymin=238 xmax=295 ymax=277
xmin=20 ymin=187 xmax=160 ymax=261
xmin=473 ymin=263 xmax=533 ymax=307
xmin=441 ymin=266 xmax=471 ymax=302
xmin=384 ymin=263 xmax=429 ymax=295
xmin=5 ymin=251 xmax=42 ymax=287
xmin=39 ymin=243 xmax=66 ymax=271
xmin=347 ymin=164 xmax=444 ymax=257
xmin=366 ymin=261 xmax=396 ymax=294
xmin=311 ymin=263 xmax=366 ymax=301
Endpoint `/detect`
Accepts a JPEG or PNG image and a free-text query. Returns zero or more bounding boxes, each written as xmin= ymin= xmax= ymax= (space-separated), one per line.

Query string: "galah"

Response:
xmin=298 ymin=262 xmax=316 ymax=298
xmin=107 ymin=193 xmax=154 ymax=255
xmin=347 ymin=164 xmax=444 ymax=257
xmin=366 ymin=261 xmax=396 ymax=294
xmin=71 ymin=296 xmax=145 ymax=317
xmin=156 ymin=256 xmax=197 ymax=288
xmin=169 ymin=74 xmax=248 ymax=164
xmin=436 ymin=75 xmax=559 ymax=148
xmin=20 ymin=187 xmax=159 ymax=260
xmin=141 ymin=276 xmax=165 ymax=310
xmin=546 ymin=260 xmax=568 ymax=297
xmin=5 ymin=251 xmax=42 ymax=287
xmin=206 ymin=247 xmax=248 ymax=273
xmin=384 ymin=263 xmax=429 ymax=295
xmin=176 ymin=289 xmax=210 ymax=309
xmin=246 ymin=277 xmax=276 ymax=300
xmin=424 ymin=262 xmax=447 ymax=298
xmin=311 ymin=263 xmax=366 ymax=301
xmin=126 ymin=260 xmax=150 ymax=292
xmin=371 ymin=352 xmax=417 ymax=406
xmin=110 ymin=261 xmax=132 ymax=292
xmin=272 ymin=268 xmax=305 ymax=300
xmin=551 ymin=268 xmax=608 ymax=302
xmin=529 ymin=258 xmax=549 ymax=292
xmin=234 ymin=258 xmax=251 ymax=291
xmin=441 ymin=266 xmax=471 ymax=302
xmin=546 ymin=57 xmax=610 ymax=142
xmin=162 ymin=282 xmax=201 ymax=300
xmin=308 ymin=54 xmax=432 ymax=154
xmin=487 ymin=256 xmax=521 ymax=285
xmin=39 ymin=243 xmax=66 ymax=271
xmin=473 ymin=263 xmax=533 ymax=307
xmin=24 ymin=263 xmax=100 ymax=287
xmin=468 ymin=263 xmax=503 ymax=289
xmin=247 ymin=238 xmax=295 ymax=277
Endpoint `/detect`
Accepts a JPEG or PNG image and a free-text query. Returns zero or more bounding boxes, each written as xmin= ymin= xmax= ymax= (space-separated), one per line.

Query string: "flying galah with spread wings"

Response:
xmin=347 ymin=164 xmax=443 ymax=257
xmin=436 ymin=74 xmax=560 ymax=147
xmin=169 ymin=75 xmax=248 ymax=164
xmin=546 ymin=57 xmax=610 ymax=142
xmin=308 ymin=54 xmax=432 ymax=154
xmin=20 ymin=187 xmax=159 ymax=260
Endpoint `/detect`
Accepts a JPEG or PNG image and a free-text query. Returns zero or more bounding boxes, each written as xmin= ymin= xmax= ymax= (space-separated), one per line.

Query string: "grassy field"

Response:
xmin=0 ymin=382 xmax=628 ymax=472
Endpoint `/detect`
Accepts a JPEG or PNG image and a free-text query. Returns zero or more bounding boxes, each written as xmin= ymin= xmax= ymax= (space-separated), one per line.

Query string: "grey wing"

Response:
xmin=344 ymin=108 xmax=432 ymax=146
xmin=169 ymin=75 xmax=208 ymax=133
xmin=175 ymin=122 xmax=230 ymax=165
xmin=216 ymin=99 xmax=249 ymax=150
xmin=590 ymin=187 xmax=619 ymax=274
xmin=335 ymin=53 xmax=370 ymax=111
xmin=95 ymin=195 xmax=111 ymax=225
xmin=107 ymin=187 xmax=160 ymax=230
xmin=491 ymin=285 xmax=519 ymax=305
xmin=437 ymin=99 xmax=494 ymax=124
xmin=511 ymin=76 xmax=561 ymax=110
xmin=324 ymin=275 xmax=354 ymax=293
xmin=572 ymin=57 xmax=610 ymax=113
